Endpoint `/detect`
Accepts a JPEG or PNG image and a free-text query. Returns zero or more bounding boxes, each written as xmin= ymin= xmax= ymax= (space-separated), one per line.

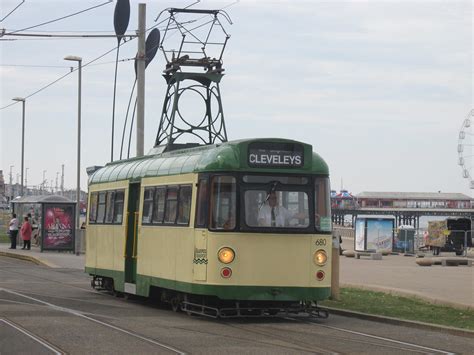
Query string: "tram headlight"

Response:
xmin=313 ymin=249 xmax=327 ymax=266
xmin=218 ymin=247 xmax=235 ymax=264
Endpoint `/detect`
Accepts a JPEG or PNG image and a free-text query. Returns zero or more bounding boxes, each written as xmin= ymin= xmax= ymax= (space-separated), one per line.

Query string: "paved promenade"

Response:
xmin=1 ymin=240 xmax=472 ymax=310
xmin=339 ymin=237 xmax=474 ymax=310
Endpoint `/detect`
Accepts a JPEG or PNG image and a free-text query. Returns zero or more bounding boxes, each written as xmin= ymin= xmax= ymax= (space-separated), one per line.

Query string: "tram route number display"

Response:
xmin=248 ymin=142 xmax=304 ymax=168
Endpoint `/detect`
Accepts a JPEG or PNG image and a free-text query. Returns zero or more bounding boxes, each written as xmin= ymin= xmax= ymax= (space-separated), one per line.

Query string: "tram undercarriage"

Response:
xmin=90 ymin=276 xmax=328 ymax=319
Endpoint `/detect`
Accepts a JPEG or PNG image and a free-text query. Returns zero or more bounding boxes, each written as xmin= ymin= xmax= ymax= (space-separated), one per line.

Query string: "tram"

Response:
xmin=85 ymin=138 xmax=332 ymax=317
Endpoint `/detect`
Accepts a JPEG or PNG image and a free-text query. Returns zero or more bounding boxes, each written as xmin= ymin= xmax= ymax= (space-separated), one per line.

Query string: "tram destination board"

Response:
xmin=248 ymin=142 xmax=304 ymax=168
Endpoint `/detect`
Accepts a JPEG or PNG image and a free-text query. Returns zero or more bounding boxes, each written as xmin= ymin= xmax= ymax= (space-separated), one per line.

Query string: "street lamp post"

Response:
xmin=25 ymin=167 xmax=29 ymax=195
xmin=9 ymin=165 xmax=14 ymax=203
xmin=12 ymin=97 xmax=25 ymax=196
xmin=42 ymin=170 xmax=46 ymax=192
xmin=64 ymin=55 xmax=82 ymax=230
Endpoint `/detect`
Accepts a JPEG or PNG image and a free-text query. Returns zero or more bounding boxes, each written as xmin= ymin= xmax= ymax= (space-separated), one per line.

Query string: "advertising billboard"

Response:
xmin=355 ymin=219 xmax=366 ymax=251
xmin=366 ymin=219 xmax=393 ymax=253
xmin=354 ymin=217 xmax=394 ymax=253
xmin=41 ymin=203 xmax=75 ymax=252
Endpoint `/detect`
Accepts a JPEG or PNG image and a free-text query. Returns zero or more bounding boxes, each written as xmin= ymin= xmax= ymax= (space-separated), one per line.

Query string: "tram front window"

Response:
xmin=210 ymin=176 xmax=236 ymax=230
xmin=245 ymin=190 xmax=309 ymax=229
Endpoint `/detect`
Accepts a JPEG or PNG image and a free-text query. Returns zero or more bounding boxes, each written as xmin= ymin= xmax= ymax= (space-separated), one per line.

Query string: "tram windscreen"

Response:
xmin=244 ymin=190 xmax=309 ymax=229
xmin=314 ymin=177 xmax=332 ymax=232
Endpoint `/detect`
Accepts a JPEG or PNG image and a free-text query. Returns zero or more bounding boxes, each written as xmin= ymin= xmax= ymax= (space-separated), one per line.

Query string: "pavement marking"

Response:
xmin=0 ymin=287 xmax=186 ymax=354
xmin=0 ymin=318 xmax=63 ymax=354
xmin=300 ymin=320 xmax=455 ymax=355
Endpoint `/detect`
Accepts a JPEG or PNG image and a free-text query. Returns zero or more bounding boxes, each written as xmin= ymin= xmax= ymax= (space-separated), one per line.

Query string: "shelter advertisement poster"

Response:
xmin=42 ymin=204 xmax=75 ymax=251
xmin=366 ymin=219 xmax=393 ymax=253
xmin=354 ymin=219 xmax=366 ymax=251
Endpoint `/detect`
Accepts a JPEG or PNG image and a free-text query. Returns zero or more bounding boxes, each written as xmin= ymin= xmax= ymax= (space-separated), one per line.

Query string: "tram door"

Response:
xmin=124 ymin=183 xmax=140 ymax=293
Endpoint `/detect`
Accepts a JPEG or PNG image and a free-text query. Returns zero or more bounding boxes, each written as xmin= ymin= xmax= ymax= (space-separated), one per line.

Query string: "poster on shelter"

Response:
xmin=366 ymin=219 xmax=393 ymax=253
xmin=42 ymin=204 xmax=75 ymax=251
xmin=354 ymin=219 xmax=366 ymax=251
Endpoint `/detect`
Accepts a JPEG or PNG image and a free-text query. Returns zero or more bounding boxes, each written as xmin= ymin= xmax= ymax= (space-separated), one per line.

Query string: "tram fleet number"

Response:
xmin=315 ymin=238 xmax=327 ymax=247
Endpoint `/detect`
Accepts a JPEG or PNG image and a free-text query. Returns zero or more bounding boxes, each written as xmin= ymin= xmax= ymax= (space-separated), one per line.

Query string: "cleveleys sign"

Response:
xmin=248 ymin=143 xmax=304 ymax=168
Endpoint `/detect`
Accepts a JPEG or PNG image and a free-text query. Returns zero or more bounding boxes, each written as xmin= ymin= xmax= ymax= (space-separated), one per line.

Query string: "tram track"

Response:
xmin=0 ymin=287 xmax=187 ymax=354
xmin=0 ymin=317 xmax=65 ymax=354
xmin=0 ymin=259 xmax=464 ymax=354
xmin=218 ymin=319 xmax=431 ymax=354
xmin=285 ymin=316 xmax=456 ymax=355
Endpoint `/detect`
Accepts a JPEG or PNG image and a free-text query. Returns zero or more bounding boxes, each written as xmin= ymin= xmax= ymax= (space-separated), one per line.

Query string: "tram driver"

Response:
xmin=258 ymin=192 xmax=304 ymax=227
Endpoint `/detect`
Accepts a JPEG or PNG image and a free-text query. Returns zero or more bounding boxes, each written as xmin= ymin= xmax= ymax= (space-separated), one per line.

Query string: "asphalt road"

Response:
xmin=1 ymin=256 xmax=473 ymax=354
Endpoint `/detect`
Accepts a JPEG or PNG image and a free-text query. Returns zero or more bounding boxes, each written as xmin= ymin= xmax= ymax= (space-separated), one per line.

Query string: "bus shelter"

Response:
xmin=12 ymin=195 xmax=76 ymax=253
xmin=354 ymin=216 xmax=394 ymax=253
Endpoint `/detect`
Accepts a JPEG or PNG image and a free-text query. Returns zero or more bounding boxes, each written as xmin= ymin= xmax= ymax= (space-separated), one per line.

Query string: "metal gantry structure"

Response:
xmin=154 ymin=8 xmax=232 ymax=151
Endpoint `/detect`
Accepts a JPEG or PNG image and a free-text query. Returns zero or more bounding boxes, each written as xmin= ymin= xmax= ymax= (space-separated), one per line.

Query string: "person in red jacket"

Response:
xmin=20 ymin=216 xmax=32 ymax=250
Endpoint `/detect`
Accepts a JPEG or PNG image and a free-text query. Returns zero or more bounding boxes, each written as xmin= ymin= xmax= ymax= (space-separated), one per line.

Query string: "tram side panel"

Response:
xmin=86 ymin=181 xmax=129 ymax=291
xmin=136 ymin=175 xmax=197 ymax=296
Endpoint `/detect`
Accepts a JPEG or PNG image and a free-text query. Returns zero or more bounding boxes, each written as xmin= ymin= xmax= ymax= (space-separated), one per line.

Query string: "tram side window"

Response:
xmin=105 ymin=191 xmax=115 ymax=224
xmin=177 ymin=186 xmax=192 ymax=225
xmin=210 ymin=176 xmax=236 ymax=230
xmin=164 ymin=187 xmax=178 ymax=224
xmin=142 ymin=188 xmax=154 ymax=224
xmin=89 ymin=192 xmax=98 ymax=223
xmin=153 ymin=187 xmax=166 ymax=224
xmin=315 ymin=177 xmax=332 ymax=232
xmin=113 ymin=190 xmax=124 ymax=224
xmin=96 ymin=192 xmax=107 ymax=223
xmin=195 ymin=179 xmax=208 ymax=228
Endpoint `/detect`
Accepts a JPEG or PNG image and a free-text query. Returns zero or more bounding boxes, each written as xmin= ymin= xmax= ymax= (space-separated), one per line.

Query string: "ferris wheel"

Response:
xmin=458 ymin=109 xmax=474 ymax=189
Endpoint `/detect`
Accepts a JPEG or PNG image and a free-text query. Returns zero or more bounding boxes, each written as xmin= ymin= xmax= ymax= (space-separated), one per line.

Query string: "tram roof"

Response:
xmin=89 ymin=138 xmax=329 ymax=185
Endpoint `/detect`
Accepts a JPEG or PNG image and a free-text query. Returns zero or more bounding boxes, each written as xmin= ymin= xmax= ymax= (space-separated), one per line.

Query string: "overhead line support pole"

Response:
xmin=136 ymin=3 xmax=146 ymax=157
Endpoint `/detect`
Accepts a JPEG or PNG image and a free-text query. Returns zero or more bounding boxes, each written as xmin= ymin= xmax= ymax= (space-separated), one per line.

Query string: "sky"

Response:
xmin=0 ymin=0 xmax=472 ymax=196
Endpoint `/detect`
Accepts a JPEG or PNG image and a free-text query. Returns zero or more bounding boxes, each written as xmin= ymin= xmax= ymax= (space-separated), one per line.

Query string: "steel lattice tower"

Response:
xmin=154 ymin=8 xmax=231 ymax=151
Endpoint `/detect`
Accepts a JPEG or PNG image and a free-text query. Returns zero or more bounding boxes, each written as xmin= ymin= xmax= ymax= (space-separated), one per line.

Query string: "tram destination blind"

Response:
xmin=248 ymin=142 xmax=304 ymax=168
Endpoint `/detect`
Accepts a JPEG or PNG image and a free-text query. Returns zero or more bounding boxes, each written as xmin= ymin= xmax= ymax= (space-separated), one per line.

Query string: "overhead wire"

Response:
xmin=0 ymin=0 xmax=238 ymax=116
xmin=3 ymin=0 xmax=113 ymax=35
xmin=0 ymin=39 xmax=132 ymax=111
xmin=0 ymin=0 xmax=25 ymax=22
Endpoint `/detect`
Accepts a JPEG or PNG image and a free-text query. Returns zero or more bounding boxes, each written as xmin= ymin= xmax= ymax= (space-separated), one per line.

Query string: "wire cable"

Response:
xmin=4 ymin=0 xmax=113 ymax=35
xmin=0 ymin=0 xmax=25 ymax=22
xmin=0 ymin=39 xmax=130 ymax=111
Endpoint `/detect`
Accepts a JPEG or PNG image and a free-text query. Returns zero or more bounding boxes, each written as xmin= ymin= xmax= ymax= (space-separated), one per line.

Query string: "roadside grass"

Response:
xmin=321 ymin=287 xmax=474 ymax=331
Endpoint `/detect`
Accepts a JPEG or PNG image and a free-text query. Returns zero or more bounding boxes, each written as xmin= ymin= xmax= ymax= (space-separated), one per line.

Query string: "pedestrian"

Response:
xmin=20 ymin=216 xmax=32 ymax=250
xmin=8 ymin=213 xmax=19 ymax=249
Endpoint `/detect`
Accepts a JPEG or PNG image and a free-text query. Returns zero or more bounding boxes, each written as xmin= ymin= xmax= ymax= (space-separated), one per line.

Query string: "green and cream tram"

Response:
xmin=86 ymin=138 xmax=332 ymax=317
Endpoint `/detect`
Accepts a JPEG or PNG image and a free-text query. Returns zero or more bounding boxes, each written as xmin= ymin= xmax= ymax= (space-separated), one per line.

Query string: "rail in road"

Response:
xmin=1 ymin=257 xmax=473 ymax=354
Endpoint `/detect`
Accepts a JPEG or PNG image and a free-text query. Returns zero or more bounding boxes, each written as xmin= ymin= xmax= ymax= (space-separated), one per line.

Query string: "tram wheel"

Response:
xmin=171 ymin=297 xmax=181 ymax=312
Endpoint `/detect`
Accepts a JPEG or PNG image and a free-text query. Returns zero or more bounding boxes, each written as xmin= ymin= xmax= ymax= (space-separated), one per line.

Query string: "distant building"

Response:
xmin=355 ymin=192 xmax=472 ymax=210
xmin=0 ymin=170 xmax=4 ymax=196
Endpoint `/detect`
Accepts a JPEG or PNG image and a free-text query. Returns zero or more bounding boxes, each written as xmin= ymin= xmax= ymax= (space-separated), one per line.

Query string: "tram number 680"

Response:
xmin=315 ymin=239 xmax=326 ymax=247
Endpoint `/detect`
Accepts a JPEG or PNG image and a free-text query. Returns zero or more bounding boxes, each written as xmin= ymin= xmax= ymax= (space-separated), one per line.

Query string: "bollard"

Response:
xmin=331 ymin=235 xmax=340 ymax=300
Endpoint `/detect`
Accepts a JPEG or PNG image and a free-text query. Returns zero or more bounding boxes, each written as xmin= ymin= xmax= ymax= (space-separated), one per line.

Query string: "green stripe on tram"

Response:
xmin=86 ymin=267 xmax=331 ymax=301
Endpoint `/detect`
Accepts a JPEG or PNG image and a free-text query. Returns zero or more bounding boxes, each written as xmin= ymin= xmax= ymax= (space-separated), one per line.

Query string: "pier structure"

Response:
xmin=332 ymin=191 xmax=473 ymax=228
